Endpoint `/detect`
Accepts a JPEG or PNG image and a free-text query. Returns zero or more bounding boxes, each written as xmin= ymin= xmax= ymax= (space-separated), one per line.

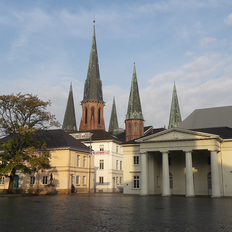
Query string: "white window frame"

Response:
xmin=134 ymin=176 xmax=139 ymax=189
xmin=30 ymin=176 xmax=35 ymax=185
xmin=83 ymin=156 xmax=86 ymax=168
xmin=133 ymin=156 xmax=139 ymax=165
xmin=99 ymin=176 xmax=104 ymax=184
xmin=99 ymin=160 xmax=104 ymax=170
xmin=76 ymin=176 xmax=80 ymax=185
xmin=83 ymin=176 xmax=86 ymax=185
xmin=100 ymin=145 xmax=104 ymax=151
xmin=0 ymin=176 xmax=4 ymax=185
xmin=77 ymin=155 xmax=80 ymax=167
xmin=42 ymin=176 xmax=48 ymax=185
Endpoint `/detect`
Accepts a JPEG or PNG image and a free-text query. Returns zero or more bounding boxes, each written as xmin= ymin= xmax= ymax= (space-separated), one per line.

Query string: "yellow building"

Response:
xmin=0 ymin=129 xmax=94 ymax=194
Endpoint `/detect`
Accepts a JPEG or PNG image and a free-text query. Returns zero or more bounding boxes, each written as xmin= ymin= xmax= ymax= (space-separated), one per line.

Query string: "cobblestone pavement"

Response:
xmin=0 ymin=194 xmax=232 ymax=232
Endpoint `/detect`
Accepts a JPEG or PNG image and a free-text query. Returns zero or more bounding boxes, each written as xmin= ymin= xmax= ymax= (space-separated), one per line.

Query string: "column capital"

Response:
xmin=139 ymin=151 xmax=148 ymax=155
xmin=160 ymin=150 xmax=169 ymax=154
xmin=184 ymin=150 xmax=192 ymax=154
xmin=210 ymin=150 xmax=219 ymax=153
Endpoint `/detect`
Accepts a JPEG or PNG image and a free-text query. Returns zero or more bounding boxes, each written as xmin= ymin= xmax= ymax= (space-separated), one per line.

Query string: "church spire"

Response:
xmin=125 ymin=63 xmax=144 ymax=141
xmin=79 ymin=21 xmax=105 ymax=131
xmin=83 ymin=20 xmax=103 ymax=101
xmin=108 ymin=97 xmax=119 ymax=133
xmin=62 ymin=82 xmax=77 ymax=132
xmin=168 ymin=82 xmax=182 ymax=128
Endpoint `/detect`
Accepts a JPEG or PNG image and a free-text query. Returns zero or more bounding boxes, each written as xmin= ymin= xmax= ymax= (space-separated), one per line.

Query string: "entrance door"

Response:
xmin=13 ymin=175 xmax=19 ymax=189
xmin=169 ymin=172 xmax=173 ymax=195
xmin=207 ymin=172 xmax=212 ymax=195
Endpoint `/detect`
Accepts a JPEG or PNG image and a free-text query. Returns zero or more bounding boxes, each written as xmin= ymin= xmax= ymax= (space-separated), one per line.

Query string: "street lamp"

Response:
xmin=88 ymin=133 xmax=93 ymax=196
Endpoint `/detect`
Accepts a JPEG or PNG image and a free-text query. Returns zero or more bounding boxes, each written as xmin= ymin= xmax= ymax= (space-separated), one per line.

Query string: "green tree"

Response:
xmin=0 ymin=93 xmax=60 ymax=192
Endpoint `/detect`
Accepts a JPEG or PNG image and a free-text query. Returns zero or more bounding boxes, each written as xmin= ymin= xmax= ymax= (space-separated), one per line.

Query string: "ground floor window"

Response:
xmin=30 ymin=176 xmax=35 ymax=185
xmin=0 ymin=176 xmax=4 ymax=185
xmin=42 ymin=176 xmax=48 ymax=185
xmin=83 ymin=176 xmax=86 ymax=185
xmin=120 ymin=177 xmax=122 ymax=185
xmin=116 ymin=177 xmax=119 ymax=185
xmin=76 ymin=176 xmax=80 ymax=185
xmin=99 ymin=176 xmax=104 ymax=184
xmin=134 ymin=176 xmax=139 ymax=189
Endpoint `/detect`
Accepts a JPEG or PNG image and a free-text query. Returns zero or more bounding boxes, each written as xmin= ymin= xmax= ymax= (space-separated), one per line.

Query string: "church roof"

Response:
xmin=178 ymin=106 xmax=232 ymax=129
xmin=62 ymin=83 xmax=77 ymax=132
xmin=125 ymin=63 xmax=144 ymax=121
xmin=0 ymin=130 xmax=89 ymax=152
xmin=83 ymin=20 xmax=103 ymax=102
xmin=108 ymin=97 xmax=119 ymax=133
xmin=168 ymin=82 xmax=182 ymax=128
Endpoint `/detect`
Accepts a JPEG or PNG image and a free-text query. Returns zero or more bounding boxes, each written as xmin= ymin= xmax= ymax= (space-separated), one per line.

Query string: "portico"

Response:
xmin=123 ymin=128 xmax=223 ymax=197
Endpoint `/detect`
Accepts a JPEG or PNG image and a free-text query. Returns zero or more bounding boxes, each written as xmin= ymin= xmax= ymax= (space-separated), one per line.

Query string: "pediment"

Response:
xmin=136 ymin=128 xmax=219 ymax=143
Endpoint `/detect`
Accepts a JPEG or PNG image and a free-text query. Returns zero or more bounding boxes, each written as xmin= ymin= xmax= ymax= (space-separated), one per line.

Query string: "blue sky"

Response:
xmin=1 ymin=0 xmax=232 ymax=129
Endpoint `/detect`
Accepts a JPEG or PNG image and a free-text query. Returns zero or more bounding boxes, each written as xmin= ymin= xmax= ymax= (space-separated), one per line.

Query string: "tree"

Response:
xmin=0 ymin=93 xmax=60 ymax=192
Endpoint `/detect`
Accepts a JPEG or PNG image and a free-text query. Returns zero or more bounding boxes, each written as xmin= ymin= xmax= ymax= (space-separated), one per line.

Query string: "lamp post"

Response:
xmin=88 ymin=133 xmax=93 ymax=196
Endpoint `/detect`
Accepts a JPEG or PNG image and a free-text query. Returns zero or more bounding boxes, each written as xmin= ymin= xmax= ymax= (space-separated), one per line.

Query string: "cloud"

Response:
xmin=225 ymin=13 xmax=232 ymax=25
xmin=199 ymin=37 xmax=217 ymax=46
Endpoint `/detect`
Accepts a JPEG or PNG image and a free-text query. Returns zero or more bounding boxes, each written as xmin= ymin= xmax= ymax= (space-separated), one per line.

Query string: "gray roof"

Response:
xmin=125 ymin=63 xmax=144 ymax=121
xmin=108 ymin=97 xmax=119 ymax=133
xmin=62 ymin=83 xmax=78 ymax=132
xmin=168 ymin=82 xmax=182 ymax=129
xmin=83 ymin=20 xmax=103 ymax=102
xmin=178 ymin=106 xmax=232 ymax=129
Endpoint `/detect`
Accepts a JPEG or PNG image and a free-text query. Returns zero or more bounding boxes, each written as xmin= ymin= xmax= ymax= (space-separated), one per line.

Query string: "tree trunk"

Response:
xmin=7 ymin=169 xmax=16 ymax=194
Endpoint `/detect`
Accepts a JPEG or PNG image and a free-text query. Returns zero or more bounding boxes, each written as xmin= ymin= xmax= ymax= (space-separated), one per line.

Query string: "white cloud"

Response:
xmin=199 ymin=37 xmax=217 ymax=46
xmin=225 ymin=13 xmax=232 ymax=25
xmin=186 ymin=51 xmax=194 ymax=56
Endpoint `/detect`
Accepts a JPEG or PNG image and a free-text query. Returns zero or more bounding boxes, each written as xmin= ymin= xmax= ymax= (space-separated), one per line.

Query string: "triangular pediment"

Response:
xmin=136 ymin=128 xmax=220 ymax=143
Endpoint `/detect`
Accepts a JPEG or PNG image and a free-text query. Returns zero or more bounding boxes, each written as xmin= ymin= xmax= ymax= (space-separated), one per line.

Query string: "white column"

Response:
xmin=211 ymin=151 xmax=221 ymax=197
xmin=140 ymin=152 xmax=148 ymax=196
xmin=185 ymin=151 xmax=195 ymax=197
xmin=162 ymin=151 xmax=170 ymax=196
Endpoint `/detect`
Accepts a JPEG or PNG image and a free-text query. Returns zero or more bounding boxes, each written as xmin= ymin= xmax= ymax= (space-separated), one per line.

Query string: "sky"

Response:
xmin=0 ymin=0 xmax=232 ymax=130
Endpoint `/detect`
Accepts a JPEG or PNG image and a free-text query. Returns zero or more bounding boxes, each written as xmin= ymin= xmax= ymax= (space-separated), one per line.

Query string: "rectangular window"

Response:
xmin=99 ymin=160 xmax=104 ymax=169
xmin=42 ymin=176 xmax=48 ymax=185
xmin=134 ymin=176 xmax=139 ymax=189
xmin=116 ymin=177 xmax=119 ymax=185
xmin=77 ymin=155 xmax=80 ymax=167
xmin=116 ymin=160 xmax=118 ymax=170
xmin=100 ymin=145 xmax=104 ymax=151
xmin=30 ymin=176 xmax=35 ymax=185
xmin=116 ymin=146 xmax=118 ymax=153
xmin=120 ymin=177 xmax=122 ymax=185
xmin=81 ymin=133 xmax=85 ymax=138
xmin=0 ymin=177 xmax=4 ymax=185
xmin=76 ymin=176 xmax=79 ymax=185
xmin=133 ymin=156 xmax=139 ymax=165
xmin=83 ymin=176 xmax=86 ymax=185
xmin=120 ymin=161 xmax=122 ymax=170
xmin=99 ymin=176 xmax=104 ymax=184
xmin=83 ymin=156 xmax=86 ymax=168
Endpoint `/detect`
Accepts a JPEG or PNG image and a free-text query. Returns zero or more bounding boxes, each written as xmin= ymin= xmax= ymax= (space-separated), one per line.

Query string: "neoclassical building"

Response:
xmin=123 ymin=106 xmax=232 ymax=197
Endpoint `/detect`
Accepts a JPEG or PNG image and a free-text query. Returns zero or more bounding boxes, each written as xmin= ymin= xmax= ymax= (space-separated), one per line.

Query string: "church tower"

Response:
xmin=62 ymin=82 xmax=78 ymax=132
xmin=168 ymin=82 xmax=182 ymax=128
xmin=125 ymin=63 xmax=144 ymax=141
xmin=79 ymin=21 xmax=105 ymax=131
xmin=108 ymin=97 xmax=119 ymax=133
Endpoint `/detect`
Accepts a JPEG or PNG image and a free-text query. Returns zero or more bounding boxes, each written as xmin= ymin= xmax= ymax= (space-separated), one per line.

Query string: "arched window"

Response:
xmin=98 ymin=108 xmax=101 ymax=124
xmin=85 ymin=108 xmax=88 ymax=124
xmin=128 ymin=123 xmax=132 ymax=135
xmin=134 ymin=122 xmax=138 ymax=135
xmin=91 ymin=107 xmax=94 ymax=118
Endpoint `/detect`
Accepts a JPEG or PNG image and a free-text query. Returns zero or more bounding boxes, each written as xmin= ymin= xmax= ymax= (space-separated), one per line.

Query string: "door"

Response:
xmin=13 ymin=175 xmax=19 ymax=189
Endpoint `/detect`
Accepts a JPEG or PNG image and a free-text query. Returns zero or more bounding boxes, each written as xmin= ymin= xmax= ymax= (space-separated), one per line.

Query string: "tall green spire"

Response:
xmin=62 ymin=83 xmax=77 ymax=131
xmin=108 ymin=97 xmax=119 ymax=133
xmin=168 ymin=82 xmax=182 ymax=128
xmin=125 ymin=63 xmax=144 ymax=121
xmin=83 ymin=20 xmax=103 ymax=101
